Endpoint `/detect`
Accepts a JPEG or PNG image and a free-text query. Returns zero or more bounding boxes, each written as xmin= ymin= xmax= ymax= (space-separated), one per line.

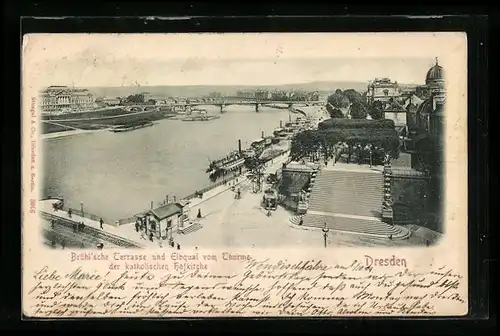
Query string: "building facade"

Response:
xmin=142 ymin=202 xmax=186 ymax=241
xmin=40 ymin=86 xmax=96 ymax=114
xmin=407 ymin=58 xmax=446 ymax=232
xmin=366 ymin=78 xmax=402 ymax=104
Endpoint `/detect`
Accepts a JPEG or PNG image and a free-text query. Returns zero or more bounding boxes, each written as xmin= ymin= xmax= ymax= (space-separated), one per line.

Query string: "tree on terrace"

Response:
xmin=369 ymin=100 xmax=385 ymax=120
xmin=327 ymin=107 xmax=344 ymax=119
xmin=349 ymin=101 xmax=368 ymax=119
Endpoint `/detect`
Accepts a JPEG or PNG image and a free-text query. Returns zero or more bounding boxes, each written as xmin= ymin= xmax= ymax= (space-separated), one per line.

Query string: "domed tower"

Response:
xmin=426 ymin=57 xmax=445 ymax=94
xmin=426 ymin=58 xmax=446 ymax=233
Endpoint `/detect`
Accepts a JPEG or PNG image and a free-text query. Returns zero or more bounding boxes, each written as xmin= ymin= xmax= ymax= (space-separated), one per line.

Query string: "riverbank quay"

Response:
xmin=170 ymin=153 xmax=326 ymax=248
xmin=39 ymin=105 xmax=324 ymax=248
xmin=41 ymin=129 xmax=96 ymax=140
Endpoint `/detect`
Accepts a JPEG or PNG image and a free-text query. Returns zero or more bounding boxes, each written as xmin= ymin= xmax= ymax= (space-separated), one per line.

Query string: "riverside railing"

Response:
xmin=58 ymin=205 xmax=117 ymax=227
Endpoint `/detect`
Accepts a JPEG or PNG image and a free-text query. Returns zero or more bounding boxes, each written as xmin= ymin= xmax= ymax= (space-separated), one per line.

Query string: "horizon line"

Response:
xmin=47 ymin=80 xmax=423 ymax=89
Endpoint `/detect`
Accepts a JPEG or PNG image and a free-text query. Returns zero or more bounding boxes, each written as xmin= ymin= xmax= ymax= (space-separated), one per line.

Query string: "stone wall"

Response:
xmin=391 ymin=177 xmax=440 ymax=231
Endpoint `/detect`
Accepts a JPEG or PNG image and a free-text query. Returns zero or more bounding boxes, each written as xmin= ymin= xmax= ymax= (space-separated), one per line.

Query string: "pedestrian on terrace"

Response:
xmin=68 ymin=208 xmax=72 ymax=218
xmin=99 ymin=218 xmax=104 ymax=229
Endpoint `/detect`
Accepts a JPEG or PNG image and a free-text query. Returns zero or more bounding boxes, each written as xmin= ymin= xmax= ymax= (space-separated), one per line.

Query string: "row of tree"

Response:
xmin=290 ymin=127 xmax=400 ymax=163
xmin=326 ymin=89 xmax=384 ymax=120
xmin=318 ymin=118 xmax=395 ymax=130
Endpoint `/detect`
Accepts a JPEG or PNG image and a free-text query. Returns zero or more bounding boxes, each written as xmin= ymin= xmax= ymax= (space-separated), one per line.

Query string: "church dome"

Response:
xmin=426 ymin=58 xmax=444 ymax=85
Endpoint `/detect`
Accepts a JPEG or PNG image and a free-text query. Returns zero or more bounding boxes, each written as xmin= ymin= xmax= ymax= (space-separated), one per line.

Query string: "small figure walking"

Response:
xmin=67 ymin=208 xmax=72 ymax=218
xmin=197 ymin=209 xmax=202 ymax=218
xmin=177 ymin=243 xmax=181 ymax=250
xmin=426 ymin=239 xmax=430 ymax=247
xmin=149 ymin=232 xmax=154 ymax=242
xmin=99 ymin=218 xmax=104 ymax=229
xmin=135 ymin=221 xmax=140 ymax=232
xmin=61 ymin=240 xmax=66 ymax=249
xmin=170 ymin=240 xmax=175 ymax=248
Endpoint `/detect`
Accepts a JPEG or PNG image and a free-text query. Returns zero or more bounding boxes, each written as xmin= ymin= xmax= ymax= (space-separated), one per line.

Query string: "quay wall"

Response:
xmin=40 ymin=211 xmax=143 ymax=248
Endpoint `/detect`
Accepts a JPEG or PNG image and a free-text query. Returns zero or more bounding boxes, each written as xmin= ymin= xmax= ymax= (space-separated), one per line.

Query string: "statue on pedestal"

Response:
xmin=384 ymin=152 xmax=391 ymax=165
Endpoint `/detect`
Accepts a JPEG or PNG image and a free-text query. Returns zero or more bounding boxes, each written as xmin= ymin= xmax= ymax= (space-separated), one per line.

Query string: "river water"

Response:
xmin=42 ymin=105 xmax=294 ymax=221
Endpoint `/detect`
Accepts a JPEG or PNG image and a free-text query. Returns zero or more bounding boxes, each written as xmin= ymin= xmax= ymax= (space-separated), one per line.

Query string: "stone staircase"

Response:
xmin=298 ymin=168 xmax=410 ymax=239
xmin=179 ymin=221 xmax=203 ymax=235
xmin=302 ymin=213 xmax=409 ymax=238
xmin=290 ymin=215 xmax=304 ymax=225
xmin=308 ymin=169 xmax=383 ymax=217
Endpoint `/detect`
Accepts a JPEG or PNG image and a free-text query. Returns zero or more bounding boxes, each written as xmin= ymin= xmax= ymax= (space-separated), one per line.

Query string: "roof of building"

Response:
xmin=415 ymin=98 xmax=433 ymax=116
xmin=383 ymin=99 xmax=406 ymax=111
xmin=403 ymin=94 xmax=424 ymax=108
xmin=426 ymin=58 xmax=444 ymax=83
xmin=41 ymin=86 xmax=92 ymax=96
xmin=149 ymin=202 xmax=183 ymax=220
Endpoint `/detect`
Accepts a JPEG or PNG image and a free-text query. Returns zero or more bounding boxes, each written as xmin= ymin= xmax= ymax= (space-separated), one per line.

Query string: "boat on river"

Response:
xmin=111 ymin=122 xmax=154 ymax=133
xmin=182 ymin=115 xmax=220 ymax=122
xmin=206 ymin=150 xmax=246 ymax=176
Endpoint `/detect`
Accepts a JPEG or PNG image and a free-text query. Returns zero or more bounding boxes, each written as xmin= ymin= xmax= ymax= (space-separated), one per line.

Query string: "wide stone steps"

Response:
xmin=179 ymin=221 xmax=203 ymax=235
xmin=296 ymin=167 xmax=410 ymax=238
xmin=302 ymin=214 xmax=410 ymax=239
xmin=307 ymin=169 xmax=383 ymax=217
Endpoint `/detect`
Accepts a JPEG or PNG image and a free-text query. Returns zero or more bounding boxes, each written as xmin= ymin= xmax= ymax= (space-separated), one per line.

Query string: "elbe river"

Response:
xmin=42 ymin=105 xmax=294 ymax=221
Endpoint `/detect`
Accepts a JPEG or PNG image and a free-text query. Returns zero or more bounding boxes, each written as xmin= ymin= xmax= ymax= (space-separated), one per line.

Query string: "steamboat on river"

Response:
xmin=111 ymin=121 xmax=155 ymax=133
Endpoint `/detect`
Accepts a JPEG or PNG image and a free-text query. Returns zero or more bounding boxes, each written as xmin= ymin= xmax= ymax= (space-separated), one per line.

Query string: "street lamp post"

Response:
xmin=369 ymin=146 xmax=373 ymax=168
xmin=322 ymin=223 xmax=329 ymax=248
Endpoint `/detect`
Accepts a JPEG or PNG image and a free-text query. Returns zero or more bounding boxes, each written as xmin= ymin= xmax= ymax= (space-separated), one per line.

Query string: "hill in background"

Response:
xmin=85 ymin=81 xmax=377 ymax=98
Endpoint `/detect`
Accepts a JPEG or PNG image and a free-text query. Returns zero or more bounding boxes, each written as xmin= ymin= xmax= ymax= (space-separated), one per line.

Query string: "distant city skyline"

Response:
xmin=24 ymin=33 xmax=460 ymax=88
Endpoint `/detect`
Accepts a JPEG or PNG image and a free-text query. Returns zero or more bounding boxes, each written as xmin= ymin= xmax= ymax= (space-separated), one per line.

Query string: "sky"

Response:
xmin=23 ymin=33 xmax=464 ymax=87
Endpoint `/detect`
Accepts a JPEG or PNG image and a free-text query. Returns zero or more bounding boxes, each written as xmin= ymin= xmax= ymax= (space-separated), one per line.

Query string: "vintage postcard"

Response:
xmin=22 ymin=33 xmax=468 ymax=317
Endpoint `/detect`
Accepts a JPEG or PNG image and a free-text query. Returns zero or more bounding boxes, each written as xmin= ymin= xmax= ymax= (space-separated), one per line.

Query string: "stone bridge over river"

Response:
xmin=124 ymin=98 xmax=324 ymax=113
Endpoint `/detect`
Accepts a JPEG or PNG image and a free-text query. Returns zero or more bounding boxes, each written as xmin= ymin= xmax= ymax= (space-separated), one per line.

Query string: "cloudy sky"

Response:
xmin=23 ymin=33 xmax=463 ymax=87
